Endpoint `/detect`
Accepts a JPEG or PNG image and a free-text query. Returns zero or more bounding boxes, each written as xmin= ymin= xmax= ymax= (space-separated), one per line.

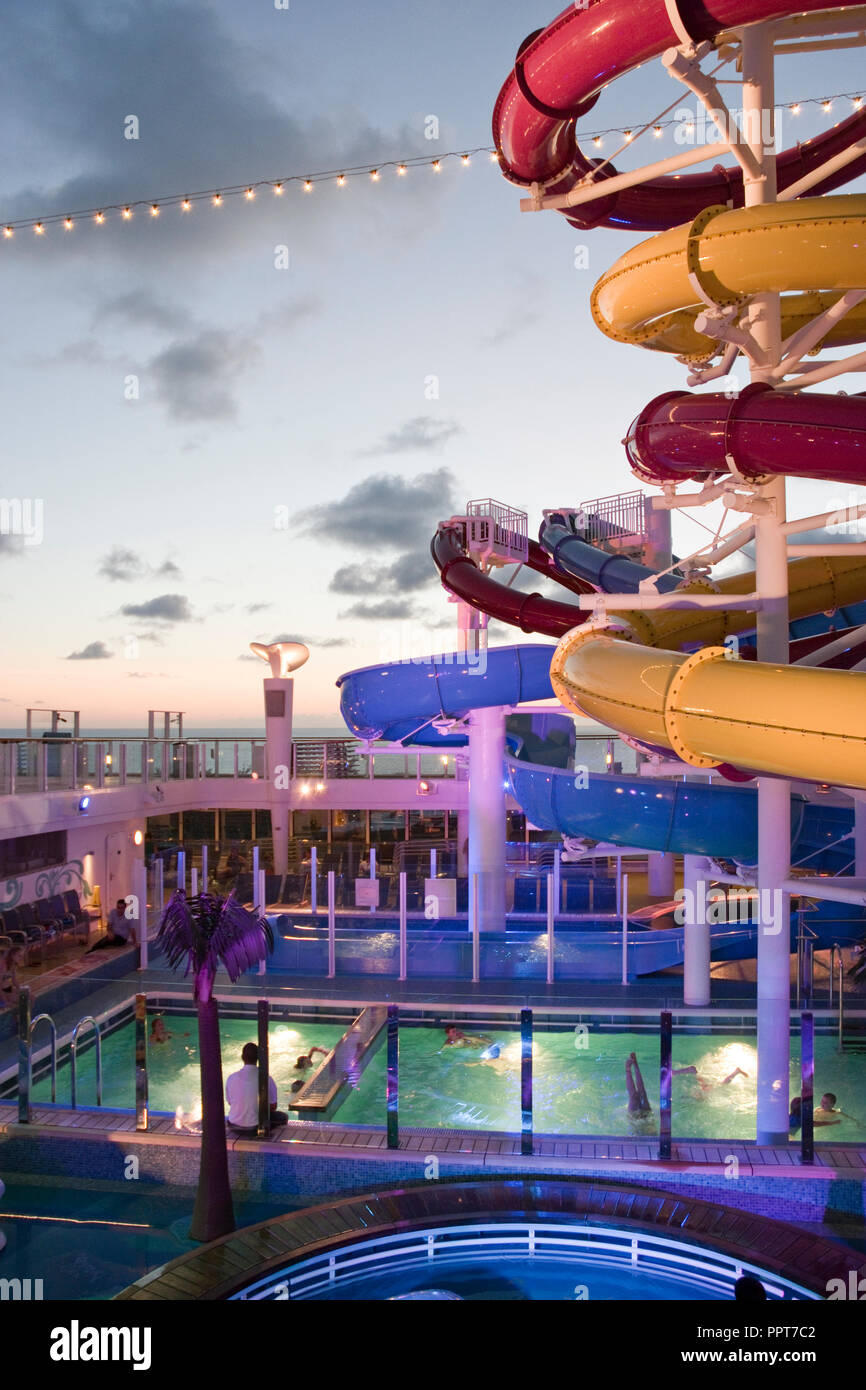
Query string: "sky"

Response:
xmin=0 ymin=0 xmax=864 ymax=730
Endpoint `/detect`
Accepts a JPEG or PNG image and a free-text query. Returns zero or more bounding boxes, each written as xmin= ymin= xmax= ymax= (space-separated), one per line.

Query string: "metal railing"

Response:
xmin=577 ymin=489 xmax=647 ymax=546
xmin=25 ymin=1011 xmax=57 ymax=1112
xmin=70 ymin=1015 xmax=103 ymax=1108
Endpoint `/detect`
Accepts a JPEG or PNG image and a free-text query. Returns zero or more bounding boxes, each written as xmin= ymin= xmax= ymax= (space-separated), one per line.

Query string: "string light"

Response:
xmin=1 ymin=104 xmax=861 ymax=244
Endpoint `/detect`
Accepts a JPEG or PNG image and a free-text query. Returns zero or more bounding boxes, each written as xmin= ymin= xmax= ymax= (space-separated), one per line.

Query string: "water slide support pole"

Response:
xmin=648 ymin=852 xmax=675 ymax=897
xmin=471 ymin=873 xmax=480 ymax=982
xmin=742 ymin=22 xmax=791 ymax=1146
xmin=683 ymin=854 xmax=710 ymax=1006
xmin=468 ymin=704 xmax=507 ymax=933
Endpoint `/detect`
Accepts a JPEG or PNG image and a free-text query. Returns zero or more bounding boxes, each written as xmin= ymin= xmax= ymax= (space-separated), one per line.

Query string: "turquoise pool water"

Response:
xmin=337 ymin=1026 xmax=866 ymax=1140
xmin=31 ymin=1015 xmax=865 ymax=1140
xmin=31 ymin=1016 xmax=345 ymax=1119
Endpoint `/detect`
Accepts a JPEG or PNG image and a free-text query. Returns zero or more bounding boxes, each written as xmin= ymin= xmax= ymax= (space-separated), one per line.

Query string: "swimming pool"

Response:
xmin=29 ymin=1011 xmax=864 ymax=1141
xmin=30 ymin=1015 xmax=345 ymax=1119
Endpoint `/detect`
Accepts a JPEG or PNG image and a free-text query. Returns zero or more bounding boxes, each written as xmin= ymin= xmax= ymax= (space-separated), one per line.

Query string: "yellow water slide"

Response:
xmin=553 ymin=198 xmax=866 ymax=789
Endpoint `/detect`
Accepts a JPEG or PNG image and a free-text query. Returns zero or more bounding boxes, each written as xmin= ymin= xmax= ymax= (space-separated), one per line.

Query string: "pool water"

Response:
xmin=0 ymin=1181 xmax=299 ymax=1300
xmin=31 ymin=1016 xmax=345 ymax=1118
xmin=337 ymin=1026 xmax=866 ymax=1140
xmin=31 ymin=1016 xmax=865 ymax=1141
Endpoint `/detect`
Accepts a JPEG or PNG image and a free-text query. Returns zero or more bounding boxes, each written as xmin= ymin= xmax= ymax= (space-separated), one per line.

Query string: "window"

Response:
xmin=409 ymin=810 xmax=445 ymax=840
xmin=332 ymin=809 xmax=365 ymax=842
xmin=223 ymin=811 xmax=253 ymax=841
xmin=0 ymin=830 xmax=67 ymax=878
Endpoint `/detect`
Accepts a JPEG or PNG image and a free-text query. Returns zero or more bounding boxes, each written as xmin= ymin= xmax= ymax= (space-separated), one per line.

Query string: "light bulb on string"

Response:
xmin=303 ymin=179 xmax=313 ymax=192
xmin=181 ymin=199 xmax=191 ymax=212
xmin=64 ymin=217 xmax=73 ymax=229
xmin=150 ymin=204 xmax=160 ymax=217
xmin=95 ymin=211 xmax=105 ymax=224
xmin=122 ymin=206 xmax=132 ymax=219
xmin=336 ymin=174 xmax=346 ymax=186
xmin=273 ymin=183 xmax=284 ymax=195
xmin=370 ymin=168 xmax=380 ymax=181
xmin=212 ymin=193 xmax=222 ymax=206
xmin=34 ymin=222 xmax=44 ymax=235
xmin=397 ymin=164 xmax=407 ymax=175
xmin=245 ymin=187 xmax=255 ymax=199
xmin=3 ymin=227 xmax=12 ymax=238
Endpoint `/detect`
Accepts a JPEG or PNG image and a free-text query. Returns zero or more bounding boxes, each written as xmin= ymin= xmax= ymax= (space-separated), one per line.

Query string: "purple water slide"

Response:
xmin=627 ymin=384 xmax=866 ymax=486
xmin=493 ymin=0 xmax=866 ymax=233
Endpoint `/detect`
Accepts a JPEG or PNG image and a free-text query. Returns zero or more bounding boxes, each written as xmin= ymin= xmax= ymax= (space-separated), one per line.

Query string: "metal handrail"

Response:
xmin=27 ymin=1013 xmax=57 ymax=1103
xmin=70 ymin=1015 xmax=103 ymax=1108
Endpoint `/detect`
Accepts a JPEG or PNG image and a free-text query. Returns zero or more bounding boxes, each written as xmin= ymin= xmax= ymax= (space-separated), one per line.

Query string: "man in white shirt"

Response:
xmin=225 ymin=1042 xmax=287 ymax=1132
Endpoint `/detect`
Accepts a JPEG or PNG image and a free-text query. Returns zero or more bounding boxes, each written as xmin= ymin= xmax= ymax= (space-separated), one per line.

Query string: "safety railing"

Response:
xmin=577 ymin=489 xmax=647 ymax=546
xmin=70 ymin=1015 xmax=103 ymax=1108
xmin=23 ymin=1010 xmax=57 ymax=1119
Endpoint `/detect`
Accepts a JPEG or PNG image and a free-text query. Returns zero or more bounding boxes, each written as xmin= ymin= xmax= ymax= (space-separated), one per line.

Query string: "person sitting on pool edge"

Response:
xmin=225 ymin=1042 xmax=287 ymax=1132
xmin=85 ymin=898 xmax=137 ymax=952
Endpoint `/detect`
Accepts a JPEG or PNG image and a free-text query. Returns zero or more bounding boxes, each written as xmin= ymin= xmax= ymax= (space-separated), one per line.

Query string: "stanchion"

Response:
xmin=520 ymin=1008 xmax=533 ymax=1156
xmin=190 ymin=866 xmax=198 ymax=898
xmin=369 ymin=846 xmax=376 ymax=913
xmin=177 ymin=849 xmax=186 ymax=895
xmin=621 ymin=872 xmax=629 ymax=985
xmin=135 ymin=994 xmax=148 ymax=1131
xmin=257 ymin=998 xmax=270 ymax=1139
xmin=327 ymin=870 xmax=336 ymax=978
xmin=386 ymin=1004 xmax=399 ymax=1149
xmin=801 ymin=1010 xmax=814 ymax=1165
xmin=311 ymin=846 xmax=318 ymax=914
xmin=659 ymin=1009 xmax=672 ymax=1160
xmin=201 ymin=843 xmax=208 ymax=891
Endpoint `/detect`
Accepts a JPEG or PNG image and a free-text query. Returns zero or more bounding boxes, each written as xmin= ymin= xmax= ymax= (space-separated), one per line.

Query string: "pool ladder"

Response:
xmin=20 ymin=1009 xmax=103 ymax=1115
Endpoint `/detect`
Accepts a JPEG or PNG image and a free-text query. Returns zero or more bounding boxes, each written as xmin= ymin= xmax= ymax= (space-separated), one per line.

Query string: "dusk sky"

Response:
xmin=1 ymin=1 xmax=863 ymax=729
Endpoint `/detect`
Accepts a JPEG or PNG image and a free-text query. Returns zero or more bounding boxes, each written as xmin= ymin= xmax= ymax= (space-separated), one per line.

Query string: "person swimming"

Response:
xmin=294 ymin=1047 xmax=328 ymax=1072
xmin=442 ymin=1025 xmax=495 ymax=1050
xmin=673 ymin=1064 xmax=748 ymax=1095
xmin=625 ymin=1053 xmax=651 ymax=1117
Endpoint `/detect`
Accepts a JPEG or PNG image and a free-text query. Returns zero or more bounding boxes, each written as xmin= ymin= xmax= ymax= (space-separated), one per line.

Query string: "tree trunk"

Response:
xmin=189 ymin=996 xmax=235 ymax=1243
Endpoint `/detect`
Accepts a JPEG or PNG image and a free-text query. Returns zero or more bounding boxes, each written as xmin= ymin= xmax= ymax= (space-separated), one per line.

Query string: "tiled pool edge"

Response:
xmin=2 ymin=1104 xmax=865 ymax=1227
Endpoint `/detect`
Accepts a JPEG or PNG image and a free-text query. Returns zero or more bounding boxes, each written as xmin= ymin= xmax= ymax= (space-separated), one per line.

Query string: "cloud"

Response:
xmin=340 ymin=599 xmax=415 ymax=621
xmin=96 ymin=289 xmax=187 ymax=334
xmin=127 ymin=671 xmax=169 ymax=679
xmin=119 ymin=593 xmax=194 ymax=623
xmin=298 ymin=467 xmax=459 ymax=553
xmin=245 ymin=602 xmax=272 ymax=614
xmin=99 ymin=547 xmax=181 ymax=582
xmin=330 ymin=549 xmax=435 ymax=598
xmin=358 ymin=416 xmax=462 ymax=456
xmin=148 ymin=329 xmax=256 ymax=423
xmin=66 ymin=641 xmax=113 ymax=660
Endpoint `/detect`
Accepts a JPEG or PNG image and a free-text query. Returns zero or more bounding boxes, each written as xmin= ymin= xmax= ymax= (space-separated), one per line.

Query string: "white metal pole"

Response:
xmin=471 ymin=872 xmax=480 ymax=982
xmin=468 ymin=705 xmax=507 ymax=933
xmin=430 ymin=847 xmax=437 ymax=879
xmin=311 ymin=845 xmax=318 ymax=914
xmin=327 ymin=870 xmax=336 ymax=978
xmin=369 ymin=845 xmax=376 ymax=913
xmin=683 ymin=854 xmax=711 ymax=1007
xmin=190 ymin=866 xmax=198 ymax=897
xmin=546 ymin=872 xmax=555 ymax=984
xmin=156 ymin=858 xmax=164 ymax=912
xmin=201 ymin=843 xmax=208 ymax=891
xmin=134 ymin=859 xmax=148 ymax=971
xmin=176 ymin=849 xmax=186 ymax=896
xmin=621 ymin=872 xmax=629 ymax=986
xmin=252 ymin=844 xmax=259 ymax=895
xmin=741 ymin=22 xmax=790 ymax=1146
xmin=553 ymin=845 xmax=561 ymax=918
xmin=399 ymin=871 xmax=407 ymax=981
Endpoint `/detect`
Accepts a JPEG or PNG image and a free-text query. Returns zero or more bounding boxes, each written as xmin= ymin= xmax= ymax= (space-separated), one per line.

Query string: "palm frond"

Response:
xmin=156 ymin=888 xmax=273 ymax=987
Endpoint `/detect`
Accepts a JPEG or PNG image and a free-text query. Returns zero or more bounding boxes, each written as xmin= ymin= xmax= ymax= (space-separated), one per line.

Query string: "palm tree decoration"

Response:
xmin=157 ymin=889 xmax=273 ymax=1243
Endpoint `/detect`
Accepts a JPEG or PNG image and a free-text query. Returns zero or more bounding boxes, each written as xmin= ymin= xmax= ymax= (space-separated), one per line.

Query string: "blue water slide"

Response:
xmin=337 ymin=644 xmax=557 ymax=745
xmin=541 ymin=516 xmax=682 ymax=594
xmin=541 ymin=514 xmax=866 ymax=640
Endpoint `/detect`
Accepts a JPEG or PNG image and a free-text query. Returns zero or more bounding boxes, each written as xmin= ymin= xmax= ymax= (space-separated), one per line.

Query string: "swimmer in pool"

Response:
xmin=815 ymin=1092 xmax=859 ymax=1126
xmin=294 ymin=1047 xmax=328 ymax=1072
xmin=673 ymin=1064 xmax=748 ymax=1095
xmin=151 ymin=1017 xmax=171 ymax=1043
xmin=625 ymin=1053 xmax=651 ymax=1117
xmin=442 ymin=1025 xmax=494 ymax=1050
